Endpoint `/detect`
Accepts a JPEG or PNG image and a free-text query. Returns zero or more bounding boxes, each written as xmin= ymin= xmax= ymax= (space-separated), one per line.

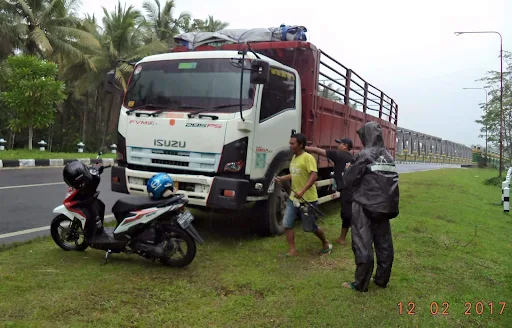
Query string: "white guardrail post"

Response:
xmin=504 ymin=187 xmax=510 ymax=212
xmin=503 ymin=168 xmax=512 ymax=211
xmin=502 ymin=168 xmax=512 ymax=203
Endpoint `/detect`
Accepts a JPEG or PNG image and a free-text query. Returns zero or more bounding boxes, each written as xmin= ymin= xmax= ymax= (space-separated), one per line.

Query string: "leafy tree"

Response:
xmin=318 ymin=82 xmax=362 ymax=112
xmin=0 ymin=55 xmax=66 ymax=149
xmin=319 ymin=82 xmax=343 ymax=102
xmin=142 ymin=0 xmax=191 ymax=45
xmin=182 ymin=15 xmax=229 ymax=32
xmin=0 ymin=0 xmax=246 ymax=152
xmin=0 ymin=0 xmax=100 ymax=66
xmin=475 ymin=51 xmax=512 ymax=165
xmin=0 ymin=8 xmax=21 ymax=60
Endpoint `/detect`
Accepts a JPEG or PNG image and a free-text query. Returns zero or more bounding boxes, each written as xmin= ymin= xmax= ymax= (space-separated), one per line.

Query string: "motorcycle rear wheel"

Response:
xmin=159 ymin=225 xmax=196 ymax=268
xmin=50 ymin=215 xmax=88 ymax=251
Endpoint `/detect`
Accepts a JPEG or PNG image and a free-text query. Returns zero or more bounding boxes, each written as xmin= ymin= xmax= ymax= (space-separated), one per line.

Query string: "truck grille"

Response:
xmin=157 ymin=150 xmax=190 ymax=157
xmin=127 ymin=147 xmax=220 ymax=173
xmin=152 ymin=159 xmax=189 ymax=167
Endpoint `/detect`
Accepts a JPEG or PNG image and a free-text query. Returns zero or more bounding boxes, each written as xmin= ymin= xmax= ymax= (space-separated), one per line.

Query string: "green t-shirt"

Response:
xmin=289 ymin=152 xmax=318 ymax=202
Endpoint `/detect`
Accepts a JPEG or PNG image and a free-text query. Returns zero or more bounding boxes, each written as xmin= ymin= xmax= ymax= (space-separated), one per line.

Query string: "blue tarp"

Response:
xmin=174 ymin=25 xmax=308 ymax=50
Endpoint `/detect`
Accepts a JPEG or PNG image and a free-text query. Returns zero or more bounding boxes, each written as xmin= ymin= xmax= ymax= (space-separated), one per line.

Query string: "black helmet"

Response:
xmin=63 ymin=160 xmax=92 ymax=189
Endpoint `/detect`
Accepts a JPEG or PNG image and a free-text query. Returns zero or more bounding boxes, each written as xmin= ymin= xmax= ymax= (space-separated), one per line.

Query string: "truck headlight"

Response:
xmin=224 ymin=161 xmax=245 ymax=172
xmin=218 ymin=137 xmax=248 ymax=178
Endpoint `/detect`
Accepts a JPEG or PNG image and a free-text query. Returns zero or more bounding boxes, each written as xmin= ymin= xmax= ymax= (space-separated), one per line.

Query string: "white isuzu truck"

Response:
xmin=105 ymin=28 xmax=399 ymax=236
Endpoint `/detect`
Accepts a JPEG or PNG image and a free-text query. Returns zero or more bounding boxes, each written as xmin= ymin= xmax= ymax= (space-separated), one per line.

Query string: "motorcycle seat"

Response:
xmin=112 ymin=194 xmax=184 ymax=214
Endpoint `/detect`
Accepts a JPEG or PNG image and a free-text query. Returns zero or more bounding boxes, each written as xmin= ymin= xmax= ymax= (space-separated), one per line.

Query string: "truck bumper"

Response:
xmin=111 ymin=166 xmax=250 ymax=210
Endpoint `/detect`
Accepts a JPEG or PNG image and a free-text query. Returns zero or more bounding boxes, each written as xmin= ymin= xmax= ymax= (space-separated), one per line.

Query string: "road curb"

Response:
xmin=394 ymin=161 xmax=465 ymax=165
xmin=0 ymin=158 xmax=114 ymax=169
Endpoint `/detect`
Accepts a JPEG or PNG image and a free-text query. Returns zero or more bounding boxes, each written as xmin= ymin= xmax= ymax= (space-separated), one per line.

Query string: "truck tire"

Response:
xmin=256 ymin=162 xmax=290 ymax=237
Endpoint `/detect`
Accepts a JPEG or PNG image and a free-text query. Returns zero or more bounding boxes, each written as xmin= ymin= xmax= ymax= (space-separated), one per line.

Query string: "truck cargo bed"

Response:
xmin=172 ymin=40 xmax=398 ymax=169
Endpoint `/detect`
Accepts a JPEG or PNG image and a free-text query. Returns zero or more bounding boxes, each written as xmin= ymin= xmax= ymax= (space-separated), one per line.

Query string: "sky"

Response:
xmin=82 ymin=0 xmax=509 ymax=147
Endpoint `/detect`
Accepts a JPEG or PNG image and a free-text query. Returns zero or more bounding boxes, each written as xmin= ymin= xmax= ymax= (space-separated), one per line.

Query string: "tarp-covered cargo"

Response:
xmin=173 ymin=25 xmax=308 ymax=50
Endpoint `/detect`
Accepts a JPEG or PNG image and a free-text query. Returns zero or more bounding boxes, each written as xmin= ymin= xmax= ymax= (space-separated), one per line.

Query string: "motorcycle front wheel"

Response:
xmin=50 ymin=215 xmax=88 ymax=251
xmin=159 ymin=225 xmax=197 ymax=268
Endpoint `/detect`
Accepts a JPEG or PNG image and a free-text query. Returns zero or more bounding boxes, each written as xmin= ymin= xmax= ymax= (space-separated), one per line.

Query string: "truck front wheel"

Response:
xmin=256 ymin=166 xmax=290 ymax=237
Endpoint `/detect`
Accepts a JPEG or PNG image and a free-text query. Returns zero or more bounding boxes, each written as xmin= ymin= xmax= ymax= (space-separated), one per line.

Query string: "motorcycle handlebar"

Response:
xmin=99 ymin=164 xmax=112 ymax=173
xmin=92 ymin=164 xmax=112 ymax=175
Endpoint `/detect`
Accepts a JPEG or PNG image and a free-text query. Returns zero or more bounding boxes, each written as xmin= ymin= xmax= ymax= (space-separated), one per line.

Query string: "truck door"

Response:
xmin=251 ymin=67 xmax=301 ymax=179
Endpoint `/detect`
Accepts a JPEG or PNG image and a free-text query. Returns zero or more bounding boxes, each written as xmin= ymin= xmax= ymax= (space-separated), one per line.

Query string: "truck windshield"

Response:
xmin=123 ymin=58 xmax=254 ymax=113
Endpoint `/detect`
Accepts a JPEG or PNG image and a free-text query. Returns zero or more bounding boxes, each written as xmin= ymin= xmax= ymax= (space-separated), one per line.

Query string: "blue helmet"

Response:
xmin=146 ymin=173 xmax=174 ymax=200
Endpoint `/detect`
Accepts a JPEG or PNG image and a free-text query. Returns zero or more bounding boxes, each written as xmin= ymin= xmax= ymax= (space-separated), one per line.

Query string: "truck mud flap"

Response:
xmin=111 ymin=166 xmax=129 ymax=194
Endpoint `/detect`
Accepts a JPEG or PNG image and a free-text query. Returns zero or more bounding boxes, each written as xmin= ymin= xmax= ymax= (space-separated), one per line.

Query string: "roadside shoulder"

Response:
xmin=0 ymin=158 xmax=115 ymax=169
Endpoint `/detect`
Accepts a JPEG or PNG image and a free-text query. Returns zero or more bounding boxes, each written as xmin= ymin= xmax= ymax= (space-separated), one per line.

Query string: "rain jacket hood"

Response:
xmin=357 ymin=121 xmax=385 ymax=148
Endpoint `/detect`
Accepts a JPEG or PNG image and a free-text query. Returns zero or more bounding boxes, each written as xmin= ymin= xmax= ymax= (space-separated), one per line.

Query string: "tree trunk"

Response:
xmin=95 ymin=90 xmax=101 ymax=149
xmin=60 ymin=100 xmax=67 ymax=151
xmin=101 ymin=94 xmax=115 ymax=150
xmin=507 ymin=110 xmax=512 ymax=164
xmin=48 ymin=123 xmax=54 ymax=152
xmin=28 ymin=125 xmax=33 ymax=150
xmin=82 ymin=93 xmax=88 ymax=142
xmin=8 ymin=131 xmax=15 ymax=149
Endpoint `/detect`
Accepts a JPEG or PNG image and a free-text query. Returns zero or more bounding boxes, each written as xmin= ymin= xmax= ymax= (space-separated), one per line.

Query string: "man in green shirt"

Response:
xmin=275 ymin=133 xmax=332 ymax=257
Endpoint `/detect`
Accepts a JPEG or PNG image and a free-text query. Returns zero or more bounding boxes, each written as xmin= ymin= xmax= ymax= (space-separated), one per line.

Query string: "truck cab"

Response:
xmin=108 ymin=50 xmax=301 ymax=231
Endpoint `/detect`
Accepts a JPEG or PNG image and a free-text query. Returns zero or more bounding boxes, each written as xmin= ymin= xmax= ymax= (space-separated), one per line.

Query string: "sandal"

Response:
xmin=343 ymin=282 xmax=368 ymax=292
xmin=343 ymin=282 xmax=356 ymax=290
xmin=281 ymin=252 xmax=298 ymax=257
xmin=320 ymin=243 xmax=333 ymax=254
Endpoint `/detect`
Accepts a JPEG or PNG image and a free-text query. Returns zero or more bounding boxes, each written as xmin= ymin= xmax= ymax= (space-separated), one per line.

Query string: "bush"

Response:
xmin=483 ymin=175 xmax=502 ymax=187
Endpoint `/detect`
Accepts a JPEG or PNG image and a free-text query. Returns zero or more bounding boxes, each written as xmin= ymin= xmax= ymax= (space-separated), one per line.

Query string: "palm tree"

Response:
xmin=0 ymin=8 xmax=22 ymax=60
xmin=318 ymin=82 xmax=360 ymax=109
xmin=78 ymin=1 xmax=168 ymax=148
xmin=101 ymin=1 xmax=144 ymax=61
xmin=204 ymin=15 xmax=229 ymax=31
xmin=0 ymin=0 xmax=100 ymax=66
xmin=103 ymin=3 xmax=169 ymax=61
xmin=319 ymin=82 xmax=343 ymax=102
xmin=182 ymin=15 xmax=229 ymax=32
xmin=142 ymin=0 xmax=190 ymax=45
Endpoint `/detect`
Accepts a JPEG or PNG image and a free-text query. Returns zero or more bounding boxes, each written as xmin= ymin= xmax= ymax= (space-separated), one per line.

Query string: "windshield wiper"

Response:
xmin=187 ymin=103 xmax=250 ymax=119
xmin=177 ymin=104 xmax=205 ymax=110
xmin=126 ymin=104 xmax=168 ymax=116
xmin=151 ymin=104 xmax=206 ymax=117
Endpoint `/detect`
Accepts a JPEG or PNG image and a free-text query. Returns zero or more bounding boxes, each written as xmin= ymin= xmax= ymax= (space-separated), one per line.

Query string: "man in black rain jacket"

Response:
xmin=342 ymin=121 xmax=400 ymax=292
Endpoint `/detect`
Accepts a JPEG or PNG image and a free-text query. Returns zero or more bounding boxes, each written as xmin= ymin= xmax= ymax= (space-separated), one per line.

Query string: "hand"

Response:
xmin=274 ymin=176 xmax=282 ymax=184
xmin=345 ymin=162 xmax=352 ymax=169
xmin=294 ymin=189 xmax=305 ymax=199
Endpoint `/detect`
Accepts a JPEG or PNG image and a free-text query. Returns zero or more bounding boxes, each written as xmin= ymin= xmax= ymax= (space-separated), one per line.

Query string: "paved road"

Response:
xmin=396 ymin=163 xmax=461 ymax=173
xmin=0 ymin=163 xmax=461 ymax=244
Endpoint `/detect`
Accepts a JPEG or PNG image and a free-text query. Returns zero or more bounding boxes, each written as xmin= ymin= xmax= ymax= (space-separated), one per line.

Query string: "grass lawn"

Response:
xmin=0 ymin=149 xmax=115 ymax=160
xmin=1 ymin=168 xmax=511 ymax=327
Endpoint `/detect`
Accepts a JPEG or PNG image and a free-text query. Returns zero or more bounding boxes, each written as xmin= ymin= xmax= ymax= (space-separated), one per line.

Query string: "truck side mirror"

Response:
xmin=250 ymin=60 xmax=270 ymax=85
xmin=103 ymin=70 xmax=123 ymax=95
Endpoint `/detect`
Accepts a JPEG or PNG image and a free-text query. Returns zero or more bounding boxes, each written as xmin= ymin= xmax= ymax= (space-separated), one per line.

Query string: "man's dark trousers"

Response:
xmin=351 ymin=202 xmax=394 ymax=292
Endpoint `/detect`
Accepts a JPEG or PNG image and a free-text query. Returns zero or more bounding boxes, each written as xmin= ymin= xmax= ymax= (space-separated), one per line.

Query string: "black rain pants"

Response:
xmin=350 ymin=201 xmax=394 ymax=292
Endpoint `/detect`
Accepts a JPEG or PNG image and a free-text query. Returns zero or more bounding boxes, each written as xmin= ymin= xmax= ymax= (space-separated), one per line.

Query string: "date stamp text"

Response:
xmin=397 ymin=301 xmax=507 ymax=315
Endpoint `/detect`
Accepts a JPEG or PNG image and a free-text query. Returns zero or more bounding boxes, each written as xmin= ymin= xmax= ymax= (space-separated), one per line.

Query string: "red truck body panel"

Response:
xmin=171 ymin=41 xmax=398 ymax=169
